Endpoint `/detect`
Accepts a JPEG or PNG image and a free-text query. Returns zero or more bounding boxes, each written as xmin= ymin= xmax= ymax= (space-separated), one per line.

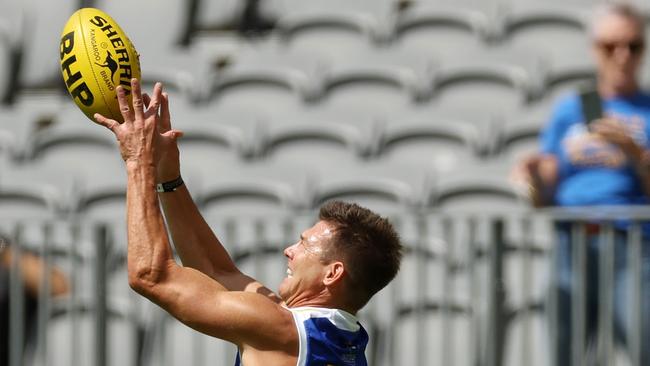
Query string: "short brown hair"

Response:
xmin=318 ymin=200 xmax=403 ymax=309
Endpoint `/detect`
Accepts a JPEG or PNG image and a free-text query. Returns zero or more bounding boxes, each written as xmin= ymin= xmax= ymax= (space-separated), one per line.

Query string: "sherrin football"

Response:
xmin=60 ymin=8 xmax=141 ymax=122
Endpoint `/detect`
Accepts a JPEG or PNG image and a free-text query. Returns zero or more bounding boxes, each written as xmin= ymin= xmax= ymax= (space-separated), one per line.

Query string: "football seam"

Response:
xmin=78 ymin=9 xmax=117 ymax=122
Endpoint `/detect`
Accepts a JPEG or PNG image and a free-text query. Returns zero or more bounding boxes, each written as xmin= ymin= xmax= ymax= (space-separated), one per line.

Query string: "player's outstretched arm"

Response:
xmin=94 ymin=79 xmax=294 ymax=354
xmin=94 ymin=79 xmax=277 ymax=301
xmin=152 ymin=91 xmax=278 ymax=298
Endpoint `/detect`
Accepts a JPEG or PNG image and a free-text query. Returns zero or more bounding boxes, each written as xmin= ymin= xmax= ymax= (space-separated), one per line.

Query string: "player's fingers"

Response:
xmin=116 ymin=85 xmax=134 ymax=123
xmin=169 ymin=129 xmax=184 ymax=141
xmin=94 ymin=113 xmax=119 ymax=132
xmin=131 ymin=78 xmax=145 ymax=121
xmin=160 ymin=92 xmax=172 ymax=131
xmin=116 ymin=86 xmax=133 ymax=122
xmin=142 ymin=93 xmax=151 ymax=109
xmin=146 ymin=82 xmax=163 ymax=118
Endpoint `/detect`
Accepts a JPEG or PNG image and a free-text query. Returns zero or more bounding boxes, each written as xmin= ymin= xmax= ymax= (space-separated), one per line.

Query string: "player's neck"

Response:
xmin=286 ymin=293 xmax=357 ymax=315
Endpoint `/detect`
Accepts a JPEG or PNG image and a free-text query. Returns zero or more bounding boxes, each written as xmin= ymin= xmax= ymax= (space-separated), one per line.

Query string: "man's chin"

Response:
xmin=278 ymin=280 xmax=290 ymax=300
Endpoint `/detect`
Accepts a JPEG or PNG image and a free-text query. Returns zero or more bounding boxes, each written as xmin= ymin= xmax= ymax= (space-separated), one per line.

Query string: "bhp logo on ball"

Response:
xmin=60 ymin=8 xmax=141 ymax=121
xmin=60 ymin=31 xmax=95 ymax=107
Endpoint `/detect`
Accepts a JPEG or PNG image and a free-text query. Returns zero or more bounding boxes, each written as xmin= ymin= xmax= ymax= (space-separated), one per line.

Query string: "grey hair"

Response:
xmin=589 ymin=1 xmax=646 ymax=39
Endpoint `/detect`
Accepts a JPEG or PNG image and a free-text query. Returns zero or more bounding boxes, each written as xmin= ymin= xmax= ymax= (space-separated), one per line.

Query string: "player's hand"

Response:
xmin=143 ymin=88 xmax=183 ymax=182
xmin=591 ymin=117 xmax=643 ymax=161
xmin=93 ymin=79 xmax=183 ymax=177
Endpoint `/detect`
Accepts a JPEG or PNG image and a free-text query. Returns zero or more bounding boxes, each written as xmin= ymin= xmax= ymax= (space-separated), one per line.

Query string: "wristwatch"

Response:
xmin=156 ymin=176 xmax=184 ymax=193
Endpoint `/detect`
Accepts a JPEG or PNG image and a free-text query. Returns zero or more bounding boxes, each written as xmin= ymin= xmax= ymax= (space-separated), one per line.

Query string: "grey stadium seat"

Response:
xmin=175 ymin=123 xmax=253 ymax=181
xmin=0 ymin=94 xmax=66 ymax=150
xmin=142 ymin=309 xmax=237 ymax=366
xmin=305 ymin=161 xmax=431 ymax=215
xmin=429 ymin=46 xmax=538 ymax=113
xmin=318 ymin=46 xmax=429 ymax=103
xmin=0 ymin=13 xmax=17 ymax=104
xmin=390 ymin=2 xmax=490 ymax=51
xmin=373 ymin=119 xmax=484 ymax=174
xmin=14 ymin=0 xmax=78 ymax=93
xmin=0 ymin=181 xmax=64 ymax=219
xmin=498 ymin=3 xmax=590 ymax=68
xmin=43 ymin=300 xmax=144 ymax=366
xmin=493 ymin=115 xmax=544 ymax=163
xmin=426 ymin=165 xmax=527 ymax=212
xmin=95 ymin=0 xmax=203 ymax=101
xmin=206 ymin=44 xmax=325 ymax=107
xmin=256 ymin=122 xmax=372 ymax=164
xmin=19 ymin=106 xmax=124 ymax=187
xmin=274 ymin=6 xmax=381 ymax=59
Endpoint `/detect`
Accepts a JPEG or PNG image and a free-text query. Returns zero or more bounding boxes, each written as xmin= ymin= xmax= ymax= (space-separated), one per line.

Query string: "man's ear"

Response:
xmin=323 ymin=261 xmax=345 ymax=286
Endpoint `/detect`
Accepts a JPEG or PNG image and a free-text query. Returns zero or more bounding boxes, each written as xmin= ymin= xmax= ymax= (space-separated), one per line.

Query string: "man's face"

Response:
xmin=592 ymin=13 xmax=645 ymax=91
xmin=279 ymin=220 xmax=336 ymax=305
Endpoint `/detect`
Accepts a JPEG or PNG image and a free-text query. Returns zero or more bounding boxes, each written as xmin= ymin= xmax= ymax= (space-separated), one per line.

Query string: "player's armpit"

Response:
xmin=146 ymin=265 xmax=298 ymax=351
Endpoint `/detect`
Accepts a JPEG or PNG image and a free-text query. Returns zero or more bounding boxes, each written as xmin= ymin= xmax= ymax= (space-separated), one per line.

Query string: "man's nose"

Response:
xmin=613 ymin=47 xmax=633 ymax=63
xmin=284 ymin=244 xmax=295 ymax=258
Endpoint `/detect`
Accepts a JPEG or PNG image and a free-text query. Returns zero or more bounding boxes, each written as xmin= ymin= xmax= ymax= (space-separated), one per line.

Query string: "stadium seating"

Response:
xmin=4 ymin=1 xmax=650 ymax=365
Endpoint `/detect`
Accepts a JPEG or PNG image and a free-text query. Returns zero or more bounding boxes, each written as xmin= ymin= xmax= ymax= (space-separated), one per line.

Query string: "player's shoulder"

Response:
xmin=288 ymin=306 xmax=361 ymax=331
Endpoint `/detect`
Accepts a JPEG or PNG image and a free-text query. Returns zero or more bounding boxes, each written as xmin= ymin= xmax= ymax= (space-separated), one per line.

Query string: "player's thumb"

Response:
xmin=165 ymin=129 xmax=184 ymax=141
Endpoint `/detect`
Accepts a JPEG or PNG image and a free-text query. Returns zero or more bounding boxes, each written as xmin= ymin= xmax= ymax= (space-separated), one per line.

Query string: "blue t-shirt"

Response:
xmin=540 ymin=91 xmax=650 ymax=207
xmin=235 ymin=307 xmax=368 ymax=366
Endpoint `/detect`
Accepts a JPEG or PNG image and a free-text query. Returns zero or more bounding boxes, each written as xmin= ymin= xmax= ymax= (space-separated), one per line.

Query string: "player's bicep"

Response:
xmin=151 ymin=266 xmax=297 ymax=349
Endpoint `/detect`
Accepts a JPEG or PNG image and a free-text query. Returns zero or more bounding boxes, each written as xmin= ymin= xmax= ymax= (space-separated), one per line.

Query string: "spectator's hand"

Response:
xmin=591 ymin=117 xmax=643 ymax=161
xmin=510 ymin=154 xmax=543 ymax=188
xmin=510 ymin=154 xmax=558 ymax=207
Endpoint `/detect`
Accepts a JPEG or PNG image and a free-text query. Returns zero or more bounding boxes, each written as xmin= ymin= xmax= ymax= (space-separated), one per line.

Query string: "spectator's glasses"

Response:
xmin=596 ymin=39 xmax=645 ymax=56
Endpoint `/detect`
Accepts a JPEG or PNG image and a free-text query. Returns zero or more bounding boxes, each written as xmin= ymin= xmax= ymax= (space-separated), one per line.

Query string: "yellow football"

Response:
xmin=60 ymin=8 xmax=141 ymax=122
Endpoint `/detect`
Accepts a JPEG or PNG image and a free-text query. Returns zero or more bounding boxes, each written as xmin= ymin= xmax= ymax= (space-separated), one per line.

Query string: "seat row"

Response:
xmin=0 ymin=108 xmax=542 ymax=167
xmin=0 ymin=159 xmax=527 ymax=220
xmin=1 ymin=0 xmax=630 ymax=104
xmin=0 ymin=46 xmax=597 ymax=108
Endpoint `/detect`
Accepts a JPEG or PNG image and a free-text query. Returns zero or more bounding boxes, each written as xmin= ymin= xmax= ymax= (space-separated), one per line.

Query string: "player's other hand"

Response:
xmin=143 ymin=87 xmax=183 ymax=182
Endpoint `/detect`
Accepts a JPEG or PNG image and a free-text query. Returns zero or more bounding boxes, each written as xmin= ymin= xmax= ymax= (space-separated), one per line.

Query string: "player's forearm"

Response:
xmin=158 ymin=184 xmax=239 ymax=278
xmin=158 ymin=186 xmax=281 ymax=301
xmin=126 ymin=162 xmax=176 ymax=292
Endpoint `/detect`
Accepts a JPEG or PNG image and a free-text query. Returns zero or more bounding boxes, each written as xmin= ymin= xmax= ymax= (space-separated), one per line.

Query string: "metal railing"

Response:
xmin=2 ymin=207 xmax=648 ymax=366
